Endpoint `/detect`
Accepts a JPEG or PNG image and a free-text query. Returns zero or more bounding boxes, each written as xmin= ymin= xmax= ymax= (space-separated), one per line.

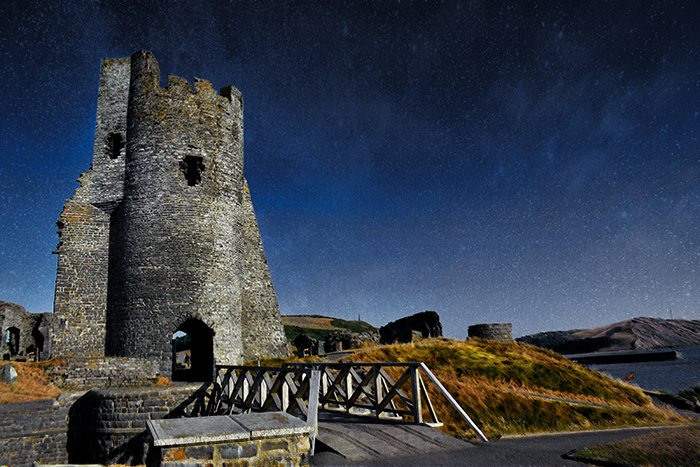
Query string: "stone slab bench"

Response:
xmin=147 ymin=411 xmax=314 ymax=467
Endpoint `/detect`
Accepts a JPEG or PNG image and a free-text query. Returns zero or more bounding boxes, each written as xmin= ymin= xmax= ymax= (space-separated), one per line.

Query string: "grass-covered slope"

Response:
xmin=337 ymin=338 xmax=685 ymax=439
xmin=574 ymin=425 xmax=700 ymax=467
xmin=281 ymin=314 xmax=376 ymax=342
xmin=518 ymin=317 xmax=700 ymax=354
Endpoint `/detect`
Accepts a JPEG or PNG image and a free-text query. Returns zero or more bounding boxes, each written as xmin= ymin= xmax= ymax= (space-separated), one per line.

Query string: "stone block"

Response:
xmin=147 ymin=412 xmax=312 ymax=467
xmin=219 ymin=443 xmax=257 ymax=459
xmin=233 ymin=412 xmax=313 ymax=439
xmin=0 ymin=364 xmax=18 ymax=385
xmin=149 ymin=416 xmax=249 ymax=447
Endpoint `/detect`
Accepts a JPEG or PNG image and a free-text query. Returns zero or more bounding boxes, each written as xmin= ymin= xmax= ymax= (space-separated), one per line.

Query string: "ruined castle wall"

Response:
xmin=51 ymin=170 xmax=109 ymax=358
xmin=49 ymin=59 xmax=129 ymax=360
xmin=0 ymin=302 xmax=44 ymax=359
xmin=45 ymin=357 xmax=161 ymax=390
xmin=240 ymin=180 xmax=289 ymax=361
xmin=50 ymin=50 xmax=288 ymax=370
xmin=89 ymin=57 xmax=130 ymax=212
xmin=468 ymin=323 xmax=513 ymax=343
xmin=106 ymin=51 xmax=246 ymax=374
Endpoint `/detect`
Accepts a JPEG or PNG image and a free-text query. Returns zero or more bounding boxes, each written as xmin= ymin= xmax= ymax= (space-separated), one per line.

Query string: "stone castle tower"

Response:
xmin=51 ymin=51 xmax=288 ymax=378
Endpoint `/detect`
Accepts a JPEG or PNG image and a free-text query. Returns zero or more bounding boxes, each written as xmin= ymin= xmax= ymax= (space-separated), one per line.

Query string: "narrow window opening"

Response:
xmin=106 ymin=132 xmax=124 ymax=160
xmin=180 ymin=156 xmax=205 ymax=186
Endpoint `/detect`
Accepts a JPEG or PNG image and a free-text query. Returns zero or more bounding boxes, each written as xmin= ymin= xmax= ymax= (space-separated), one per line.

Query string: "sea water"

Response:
xmin=586 ymin=346 xmax=700 ymax=394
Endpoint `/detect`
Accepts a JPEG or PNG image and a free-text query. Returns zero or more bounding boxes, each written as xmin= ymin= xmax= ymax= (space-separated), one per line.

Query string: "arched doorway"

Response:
xmin=31 ymin=328 xmax=45 ymax=361
xmin=172 ymin=319 xmax=214 ymax=382
xmin=6 ymin=327 xmax=20 ymax=357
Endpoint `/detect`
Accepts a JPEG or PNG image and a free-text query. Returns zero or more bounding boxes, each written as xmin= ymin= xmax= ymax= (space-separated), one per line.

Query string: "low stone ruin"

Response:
xmin=293 ymin=334 xmax=319 ymax=357
xmin=0 ymin=301 xmax=50 ymax=361
xmin=323 ymin=330 xmax=380 ymax=353
xmin=468 ymin=323 xmax=513 ymax=343
xmin=379 ymin=311 xmax=443 ymax=344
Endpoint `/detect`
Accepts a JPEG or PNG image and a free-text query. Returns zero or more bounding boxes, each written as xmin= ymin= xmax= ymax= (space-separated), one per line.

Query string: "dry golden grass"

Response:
xmin=280 ymin=316 xmax=342 ymax=330
xmin=153 ymin=376 xmax=174 ymax=386
xmin=0 ymin=360 xmax=62 ymax=403
xmin=0 ymin=359 xmax=174 ymax=402
xmin=576 ymin=425 xmax=700 ymax=466
xmin=336 ymin=338 xmax=687 ymax=439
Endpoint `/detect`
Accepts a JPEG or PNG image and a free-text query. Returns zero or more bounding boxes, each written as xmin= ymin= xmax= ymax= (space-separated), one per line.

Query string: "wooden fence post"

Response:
xmin=410 ymin=365 xmax=423 ymax=423
xmin=418 ymin=363 xmax=488 ymax=442
xmin=307 ymin=369 xmax=321 ymax=456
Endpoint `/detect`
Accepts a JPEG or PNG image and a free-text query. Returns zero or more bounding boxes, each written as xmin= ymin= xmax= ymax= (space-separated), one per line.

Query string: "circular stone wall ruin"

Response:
xmin=467 ymin=323 xmax=513 ymax=343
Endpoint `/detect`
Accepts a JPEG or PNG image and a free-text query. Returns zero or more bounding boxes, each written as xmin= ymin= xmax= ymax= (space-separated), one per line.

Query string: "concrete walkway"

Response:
xmin=311 ymin=426 xmax=676 ymax=467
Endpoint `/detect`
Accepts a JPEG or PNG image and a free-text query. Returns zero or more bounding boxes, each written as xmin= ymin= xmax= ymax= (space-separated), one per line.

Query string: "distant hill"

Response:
xmin=517 ymin=317 xmax=700 ymax=354
xmin=280 ymin=315 xmax=377 ymax=343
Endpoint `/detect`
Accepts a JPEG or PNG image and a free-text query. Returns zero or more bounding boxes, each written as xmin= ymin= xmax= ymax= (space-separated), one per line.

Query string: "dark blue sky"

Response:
xmin=2 ymin=0 xmax=699 ymax=338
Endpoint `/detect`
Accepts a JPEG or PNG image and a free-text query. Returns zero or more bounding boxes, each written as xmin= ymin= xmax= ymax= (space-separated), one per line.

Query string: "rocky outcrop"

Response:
xmin=379 ymin=311 xmax=443 ymax=344
xmin=323 ymin=330 xmax=379 ymax=353
xmin=517 ymin=317 xmax=700 ymax=354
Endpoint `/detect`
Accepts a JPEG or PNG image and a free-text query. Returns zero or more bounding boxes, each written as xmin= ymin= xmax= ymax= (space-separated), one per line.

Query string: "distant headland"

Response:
xmin=517 ymin=317 xmax=700 ymax=354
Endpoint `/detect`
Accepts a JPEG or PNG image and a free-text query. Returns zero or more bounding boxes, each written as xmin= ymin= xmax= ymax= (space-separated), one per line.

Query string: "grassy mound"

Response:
xmin=337 ymin=338 xmax=685 ymax=439
xmin=281 ymin=314 xmax=376 ymax=343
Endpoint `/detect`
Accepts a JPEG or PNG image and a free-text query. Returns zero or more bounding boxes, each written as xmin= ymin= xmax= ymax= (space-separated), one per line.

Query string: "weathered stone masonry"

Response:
xmin=51 ymin=50 xmax=288 ymax=377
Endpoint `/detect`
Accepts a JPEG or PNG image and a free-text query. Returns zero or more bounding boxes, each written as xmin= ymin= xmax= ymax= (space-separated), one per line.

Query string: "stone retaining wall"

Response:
xmin=0 ymin=384 xmax=212 ymax=466
xmin=45 ymin=357 xmax=162 ymax=390
xmin=149 ymin=412 xmax=312 ymax=467
xmin=0 ymin=392 xmax=83 ymax=467
xmin=71 ymin=384 xmax=210 ymax=465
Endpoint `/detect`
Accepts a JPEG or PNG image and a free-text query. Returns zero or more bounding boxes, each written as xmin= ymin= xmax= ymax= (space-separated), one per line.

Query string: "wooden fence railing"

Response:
xmin=211 ymin=361 xmax=487 ymax=442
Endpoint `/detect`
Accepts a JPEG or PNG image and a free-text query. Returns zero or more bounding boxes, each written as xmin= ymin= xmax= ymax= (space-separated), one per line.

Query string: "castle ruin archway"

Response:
xmin=172 ymin=319 xmax=214 ymax=382
xmin=6 ymin=327 xmax=20 ymax=357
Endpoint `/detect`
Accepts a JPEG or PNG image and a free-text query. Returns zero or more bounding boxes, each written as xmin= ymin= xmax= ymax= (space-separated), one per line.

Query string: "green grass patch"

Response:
xmin=680 ymin=385 xmax=700 ymax=402
xmin=281 ymin=315 xmax=377 ymax=344
xmin=575 ymin=425 xmax=700 ymax=466
xmin=329 ymin=318 xmax=377 ymax=334
xmin=283 ymin=325 xmax=333 ymax=342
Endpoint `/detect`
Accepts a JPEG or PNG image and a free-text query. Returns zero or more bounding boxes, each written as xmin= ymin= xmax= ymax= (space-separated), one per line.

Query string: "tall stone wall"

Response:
xmin=89 ymin=57 xmax=130 ymax=212
xmin=52 ymin=171 xmax=110 ymax=358
xmin=240 ymin=181 xmax=288 ymax=360
xmin=51 ymin=57 xmax=131 ymax=359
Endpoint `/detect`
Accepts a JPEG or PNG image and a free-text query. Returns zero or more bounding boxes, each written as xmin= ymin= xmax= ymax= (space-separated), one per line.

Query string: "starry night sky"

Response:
xmin=2 ymin=0 xmax=699 ymax=338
